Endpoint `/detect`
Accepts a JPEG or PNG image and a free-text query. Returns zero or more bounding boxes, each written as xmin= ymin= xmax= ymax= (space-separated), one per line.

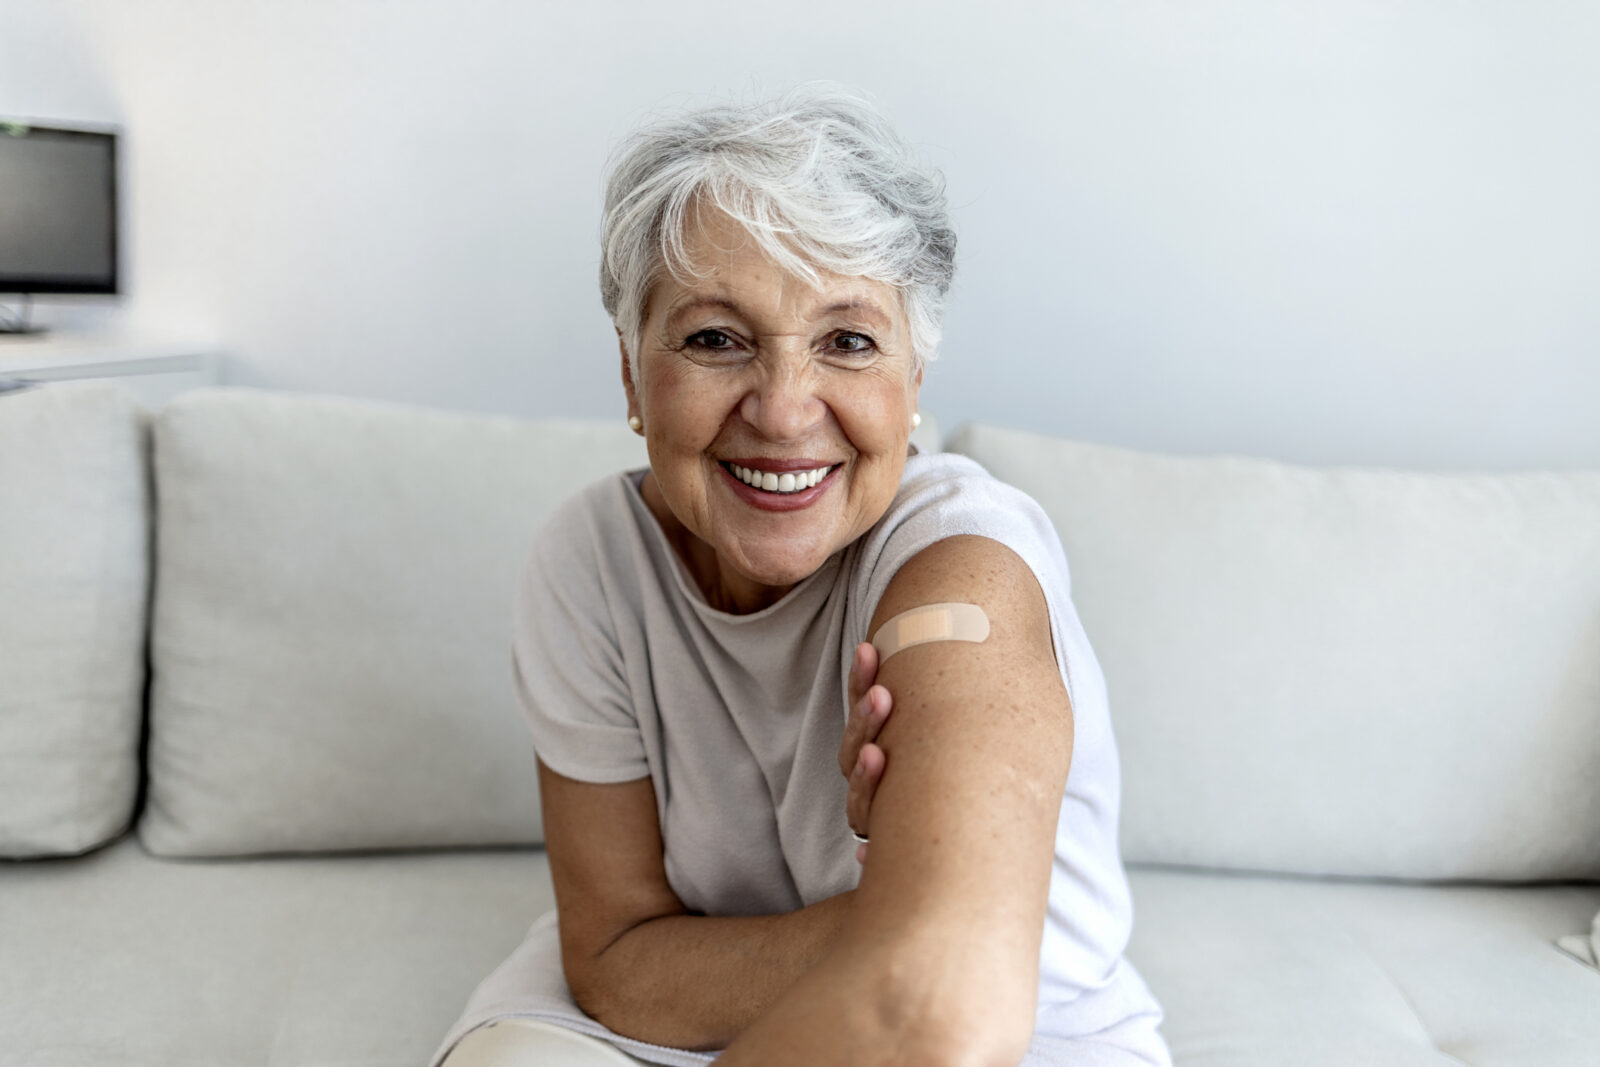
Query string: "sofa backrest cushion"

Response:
xmin=946 ymin=422 xmax=1600 ymax=882
xmin=0 ymin=383 xmax=149 ymax=857
xmin=141 ymin=388 xmax=648 ymax=857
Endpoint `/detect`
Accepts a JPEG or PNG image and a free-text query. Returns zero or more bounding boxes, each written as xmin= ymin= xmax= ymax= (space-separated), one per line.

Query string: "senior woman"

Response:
xmin=429 ymin=86 xmax=1170 ymax=1067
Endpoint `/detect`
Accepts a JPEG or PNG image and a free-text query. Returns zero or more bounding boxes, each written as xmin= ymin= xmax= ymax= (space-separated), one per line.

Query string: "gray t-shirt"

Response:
xmin=429 ymin=453 xmax=1171 ymax=1067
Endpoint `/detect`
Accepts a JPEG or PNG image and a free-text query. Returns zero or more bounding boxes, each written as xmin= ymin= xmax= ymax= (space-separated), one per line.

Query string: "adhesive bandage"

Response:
xmin=870 ymin=602 xmax=991 ymax=664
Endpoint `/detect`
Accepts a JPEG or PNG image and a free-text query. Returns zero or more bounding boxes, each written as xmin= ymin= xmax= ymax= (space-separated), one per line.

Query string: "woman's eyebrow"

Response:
xmin=664 ymin=294 xmax=892 ymax=329
xmin=665 ymin=296 xmax=742 ymax=328
xmin=816 ymin=298 xmax=891 ymax=327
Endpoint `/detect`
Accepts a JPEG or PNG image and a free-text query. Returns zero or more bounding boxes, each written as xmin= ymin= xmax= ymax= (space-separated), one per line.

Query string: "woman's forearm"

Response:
xmin=570 ymin=888 xmax=856 ymax=1050
xmin=712 ymin=910 xmax=1033 ymax=1067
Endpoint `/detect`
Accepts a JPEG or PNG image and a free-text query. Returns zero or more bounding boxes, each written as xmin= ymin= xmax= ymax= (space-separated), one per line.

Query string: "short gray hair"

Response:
xmin=599 ymin=84 xmax=957 ymax=379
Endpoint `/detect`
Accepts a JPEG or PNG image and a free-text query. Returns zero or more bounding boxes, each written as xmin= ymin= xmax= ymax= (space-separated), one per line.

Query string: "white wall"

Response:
xmin=7 ymin=0 xmax=1597 ymax=470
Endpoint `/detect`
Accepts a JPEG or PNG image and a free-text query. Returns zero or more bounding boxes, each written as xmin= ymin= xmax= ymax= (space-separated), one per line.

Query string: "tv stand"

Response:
xmin=0 ymin=294 xmax=45 ymax=335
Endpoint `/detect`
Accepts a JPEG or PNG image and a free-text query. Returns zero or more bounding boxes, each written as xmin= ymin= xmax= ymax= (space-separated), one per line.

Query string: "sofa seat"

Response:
xmin=1 ymin=837 xmax=554 ymax=1067
xmin=1128 ymin=867 xmax=1600 ymax=1066
xmin=5 ymin=839 xmax=1596 ymax=1067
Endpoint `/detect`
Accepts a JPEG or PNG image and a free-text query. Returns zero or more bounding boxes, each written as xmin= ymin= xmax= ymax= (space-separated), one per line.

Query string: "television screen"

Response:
xmin=0 ymin=123 xmax=119 ymax=294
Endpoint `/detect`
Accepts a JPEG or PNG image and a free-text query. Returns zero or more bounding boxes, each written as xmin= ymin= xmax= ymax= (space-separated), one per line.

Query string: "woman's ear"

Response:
xmin=618 ymin=328 xmax=640 ymax=422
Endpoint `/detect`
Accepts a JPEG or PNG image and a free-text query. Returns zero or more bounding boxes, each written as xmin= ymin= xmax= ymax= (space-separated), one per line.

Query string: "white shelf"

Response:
xmin=0 ymin=333 xmax=221 ymax=409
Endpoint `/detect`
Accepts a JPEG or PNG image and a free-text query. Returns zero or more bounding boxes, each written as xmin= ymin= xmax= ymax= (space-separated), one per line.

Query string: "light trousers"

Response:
xmin=440 ymin=1018 xmax=651 ymax=1066
xmin=438 ymin=1007 xmax=1170 ymax=1066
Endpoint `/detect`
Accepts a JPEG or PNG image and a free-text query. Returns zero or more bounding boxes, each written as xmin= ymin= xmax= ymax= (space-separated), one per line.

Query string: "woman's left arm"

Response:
xmin=718 ymin=534 xmax=1074 ymax=1067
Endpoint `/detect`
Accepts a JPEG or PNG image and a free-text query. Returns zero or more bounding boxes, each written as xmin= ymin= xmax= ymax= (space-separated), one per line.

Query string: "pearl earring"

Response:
xmin=911 ymin=412 xmax=922 ymax=429
xmin=628 ymin=415 xmax=643 ymax=433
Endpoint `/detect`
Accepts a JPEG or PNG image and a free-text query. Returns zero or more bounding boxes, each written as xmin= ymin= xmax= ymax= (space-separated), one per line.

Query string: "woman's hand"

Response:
xmin=840 ymin=641 xmax=892 ymax=864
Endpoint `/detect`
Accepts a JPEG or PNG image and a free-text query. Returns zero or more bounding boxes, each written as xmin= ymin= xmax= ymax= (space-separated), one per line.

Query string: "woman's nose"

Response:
xmin=739 ymin=359 xmax=825 ymax=442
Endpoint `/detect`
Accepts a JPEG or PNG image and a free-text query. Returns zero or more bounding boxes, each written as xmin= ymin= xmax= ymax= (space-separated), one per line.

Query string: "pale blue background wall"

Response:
xmin=4 ymin=0 xmax=1597 ymax=470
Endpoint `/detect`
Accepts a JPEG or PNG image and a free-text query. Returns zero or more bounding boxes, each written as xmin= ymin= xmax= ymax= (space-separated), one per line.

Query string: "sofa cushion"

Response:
xmin=947 ymin=423 xmax=1600 ymax=881
xmin=141 ymin=388 xmax=648 ymax=856
xmin=0 ymin=382 xmax=149 ymax=857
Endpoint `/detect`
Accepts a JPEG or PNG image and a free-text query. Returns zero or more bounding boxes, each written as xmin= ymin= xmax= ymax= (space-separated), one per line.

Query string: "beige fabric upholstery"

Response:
xmin=3 ymin=839 xmax=1596 ymax=1067
xmin=0 ymin=383 xmax=149 ymax=856
xmin=947 ymin=422 xmax=1600 ymax=882
xmin=1126 ymin=865 xmax=1600 ymax=1067
xmin=0 ymin=837 xmax=556 ymax=1066
xmin=141 ymin=388 xmax=648 ymax=857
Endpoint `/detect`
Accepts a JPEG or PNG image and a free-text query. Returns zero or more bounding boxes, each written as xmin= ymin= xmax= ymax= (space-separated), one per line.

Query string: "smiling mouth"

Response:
xmin=720 ymin=461 xmax=838 ymax=494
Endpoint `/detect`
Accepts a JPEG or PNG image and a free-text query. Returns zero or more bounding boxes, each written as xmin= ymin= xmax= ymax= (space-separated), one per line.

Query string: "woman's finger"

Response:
xmin=839 ymin=681 xmax=890 ymax=779
xmin=847 ymin=685 xmax=891 ymax=766
xmin=838 ymin=695 xmax=862 ymax=778
xmin=845 ymin=642 xmax=864 ymax=698
xmin=845 ymin=741 xmax=886 ymax=840
xmin=839 ymin=643 xmax=880 ymax=777
xmin=854 ymin=642 xmax=879 ymax=699
xmin=846 ymin=642 xmax=877 ymax=707
xmin=861 ymin=685 xmax=890 ymax=744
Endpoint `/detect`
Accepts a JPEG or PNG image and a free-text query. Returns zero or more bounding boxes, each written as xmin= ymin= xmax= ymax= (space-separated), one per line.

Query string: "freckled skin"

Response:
xmin=621 ymin=208 xmax=921 ymax=615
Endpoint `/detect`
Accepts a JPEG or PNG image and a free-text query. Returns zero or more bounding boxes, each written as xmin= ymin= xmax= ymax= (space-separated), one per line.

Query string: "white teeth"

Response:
xmin=727 ymin=462 xmax=835 ymax=494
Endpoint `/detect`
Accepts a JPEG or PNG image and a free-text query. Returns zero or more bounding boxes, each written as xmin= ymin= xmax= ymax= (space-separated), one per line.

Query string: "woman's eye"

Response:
xmin=830 ymin=332 xmax=875 ymax=355
xmin=687 ymin=329 xmax=737 ymax=350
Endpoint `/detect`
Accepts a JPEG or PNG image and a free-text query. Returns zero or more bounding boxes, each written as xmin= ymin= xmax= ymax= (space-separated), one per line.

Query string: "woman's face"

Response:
xmin=624 ymin=209 xmax=922 ymax=613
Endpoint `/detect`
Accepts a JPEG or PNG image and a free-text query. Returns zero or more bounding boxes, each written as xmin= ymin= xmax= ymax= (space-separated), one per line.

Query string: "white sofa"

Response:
xmin=3 ymin=381 xmax=1598 ymax=1067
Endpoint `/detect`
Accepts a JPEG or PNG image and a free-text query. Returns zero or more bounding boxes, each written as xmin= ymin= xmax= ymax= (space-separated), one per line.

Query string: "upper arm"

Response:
xmin=851 ymin=535 xmax=1073 ymax=1039
xmin=537 ymin=760 xmax=687 ymax=1010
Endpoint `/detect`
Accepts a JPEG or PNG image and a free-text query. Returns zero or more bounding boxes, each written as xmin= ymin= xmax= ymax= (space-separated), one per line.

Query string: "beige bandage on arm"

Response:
xmin=870 ymin=602 xmax=991 ymax=664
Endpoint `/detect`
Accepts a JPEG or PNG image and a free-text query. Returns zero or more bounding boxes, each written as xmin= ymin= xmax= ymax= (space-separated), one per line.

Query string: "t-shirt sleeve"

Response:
xmin=847 ymin=456 xmax=1084 ymax=709
xmin=511 ymin=493 xmax=650 ymax=784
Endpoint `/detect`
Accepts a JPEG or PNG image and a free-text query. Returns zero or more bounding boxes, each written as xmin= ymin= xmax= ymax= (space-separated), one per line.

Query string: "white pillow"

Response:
xmin=947 ymin=422 xmax=1600 ymax=881
xmin=140 ymin=388 xmax=648 ymax=857
xmin=0 ymin=383 xmax=149 ymax=856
